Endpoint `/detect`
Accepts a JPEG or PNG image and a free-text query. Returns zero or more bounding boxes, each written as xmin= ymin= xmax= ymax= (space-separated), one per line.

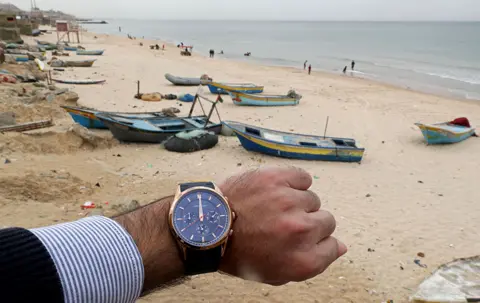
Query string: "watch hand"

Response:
xmin=181 ymin=218 xmax=199 ymax=232
xmin=199 ymin=195 xmax=204 ymax=221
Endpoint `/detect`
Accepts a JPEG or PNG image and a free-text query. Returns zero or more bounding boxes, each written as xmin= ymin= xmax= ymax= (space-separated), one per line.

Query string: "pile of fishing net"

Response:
xmin=164 ymin=130 xmax=218 ymax=153
xmin=287 ymin=89 xmax=302 ymax=100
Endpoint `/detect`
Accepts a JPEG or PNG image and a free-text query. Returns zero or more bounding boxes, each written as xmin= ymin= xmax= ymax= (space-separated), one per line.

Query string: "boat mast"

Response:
xmin=323 ymin=116 xmax=329 ymax=139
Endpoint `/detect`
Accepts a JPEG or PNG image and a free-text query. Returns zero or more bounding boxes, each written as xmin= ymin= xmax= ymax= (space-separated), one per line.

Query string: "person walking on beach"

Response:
xmin=209 ymin=49 xmax=215 ymax=58
xmin=351 ymin=60 xmax=355 ymax=71
xmin=119 ymin=26 xmax=122 ymax=32
xmin=343 ymin=66 xmax=347 ymax=74
xmin=308 ymin=64 xmax=312 ymax=75
xmin=304 ymin=60 xmax=308 ymax=70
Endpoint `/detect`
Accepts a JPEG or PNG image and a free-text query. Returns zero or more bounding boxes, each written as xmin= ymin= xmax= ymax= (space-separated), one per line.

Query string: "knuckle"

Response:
xmin=292 ymin=256 xmax=318 ymax=281
xmin=281 ymin=217 xmax=311 ymax=236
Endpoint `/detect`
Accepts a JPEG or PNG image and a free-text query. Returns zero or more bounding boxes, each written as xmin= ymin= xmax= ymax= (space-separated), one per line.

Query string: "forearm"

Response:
xmin=114 ymin=196 xmax=185 ymax=294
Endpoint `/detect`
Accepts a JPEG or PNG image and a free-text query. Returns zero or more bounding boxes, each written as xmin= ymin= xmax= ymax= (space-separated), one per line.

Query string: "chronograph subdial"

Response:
xmin=183 ymin=212 xmax=196 ymax=225
xmin=205 ymin=211 xmax=220 ymax=224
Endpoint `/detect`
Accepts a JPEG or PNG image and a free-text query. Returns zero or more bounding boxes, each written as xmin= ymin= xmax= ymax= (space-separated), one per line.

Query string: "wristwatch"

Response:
xmin=168 ymin=182 xmax=235 ymax=275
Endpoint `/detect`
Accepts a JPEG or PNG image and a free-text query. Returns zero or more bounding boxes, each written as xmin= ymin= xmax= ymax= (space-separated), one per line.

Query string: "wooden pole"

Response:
xmin=137 ymin=80 xmax=140 ymax=96
xmin=323 ymin=116 xmax=330 ymax=139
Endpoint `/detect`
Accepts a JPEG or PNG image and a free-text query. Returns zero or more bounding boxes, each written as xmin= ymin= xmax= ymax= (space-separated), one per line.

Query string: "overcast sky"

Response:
xmin=9 ymin=0 xmax=480 ymax=21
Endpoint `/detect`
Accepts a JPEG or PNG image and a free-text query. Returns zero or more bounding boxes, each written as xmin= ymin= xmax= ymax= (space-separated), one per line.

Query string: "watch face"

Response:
xmin=172 ymin=188 xmax=231 ymax=248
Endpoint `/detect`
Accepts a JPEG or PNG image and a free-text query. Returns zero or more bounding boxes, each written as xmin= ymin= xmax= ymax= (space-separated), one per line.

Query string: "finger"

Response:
xmin=291 ymin=189 xmax=321 ymax=213
xmin=312 ymin=236 xmax=344 ymax=274
xmin=309 ymin=210 xmax=336 ymax=242
xmin=276 ymin=166 xmax=312 ymax=190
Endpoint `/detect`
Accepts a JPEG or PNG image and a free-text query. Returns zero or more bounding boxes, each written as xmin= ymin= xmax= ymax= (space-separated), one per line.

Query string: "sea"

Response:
xmin=82 ymin=20 xmax=480 ymax=101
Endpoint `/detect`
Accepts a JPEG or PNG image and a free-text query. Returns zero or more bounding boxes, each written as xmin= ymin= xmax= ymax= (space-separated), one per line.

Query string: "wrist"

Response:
xmin=114 ymin=196 xmax=184 ymax=293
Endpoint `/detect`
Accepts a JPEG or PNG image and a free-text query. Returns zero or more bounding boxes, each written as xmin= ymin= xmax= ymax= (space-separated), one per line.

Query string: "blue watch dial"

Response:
xmin=172 ymin=189 xmax=230 ymax=248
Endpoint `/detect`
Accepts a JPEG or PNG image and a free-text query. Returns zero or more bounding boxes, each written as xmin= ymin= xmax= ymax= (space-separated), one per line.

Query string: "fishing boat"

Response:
xmin=223 ymin=121 xmax=365 ymax=162
xmin=9 ymin=54 xmax=29 ymax=62
xmin=415 ymin=119 xmax=475 ymax=144
xmin=164 ymin=73 xmax=209 ymax=86
xmin=76 ymin=50 xmax=104 ymax=56
xmin=52 ymin=79 xmax=106 ymax=85
xmin=64 ymin=59 xmax=96 ymax=67
xmin=228 ymin=90 xmax=302 ymax=106
xmin=60 ymin=106 xmax=167 ymax=129
xmin=97 ymin=93 xmax=223 ymax=143
xmin=64 ymin=47 xmax=78 ymax=51
xmin=207 ymin=82 xmax=264 ymax=95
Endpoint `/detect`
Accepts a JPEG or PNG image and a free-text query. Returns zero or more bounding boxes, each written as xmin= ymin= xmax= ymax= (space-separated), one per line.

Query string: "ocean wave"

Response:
xmin=422 ymin=72 xmax=480 ymax=85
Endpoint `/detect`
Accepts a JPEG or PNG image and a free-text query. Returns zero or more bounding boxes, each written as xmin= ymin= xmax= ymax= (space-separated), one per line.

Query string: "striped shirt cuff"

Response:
xmin=31 ymin=216 xmax=144 ymax=303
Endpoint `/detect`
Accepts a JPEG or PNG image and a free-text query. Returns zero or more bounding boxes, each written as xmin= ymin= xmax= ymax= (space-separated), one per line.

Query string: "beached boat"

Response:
xmin=60 ymin=106 xmax=167 ymax=129
xmin=415 ymin=121 xmax=475 ymax=144
xmin=52 ymin=79 xmax=106 ymax=85
xmin=64 ymin=47 xmax=78 ymax=51
xmin=9 ymin=54 xmax=29 ymax=62
xmin=76 ymin=50 xmax=104 ymax=56
xmin=97 ymin=93 xmax=223 ymax=143
xmin=228 ymin=90 xmax=302 ymax=106
xmin=207 ymin=82 xmax=264 ymax=95
xmin=164 ymin=73 xmax=206 ymax=86
xmin=65 ymin=59 xmax=96 ymax=67
xmin=223 ymin=121 xmax=365 ymax=162
xmin=97 ymin=115 xmax=222 ymax=143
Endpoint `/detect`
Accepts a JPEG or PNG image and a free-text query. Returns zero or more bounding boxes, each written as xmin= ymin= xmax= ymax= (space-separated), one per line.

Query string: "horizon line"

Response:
xmin=83 ymin=18 xmax=480 ymax=22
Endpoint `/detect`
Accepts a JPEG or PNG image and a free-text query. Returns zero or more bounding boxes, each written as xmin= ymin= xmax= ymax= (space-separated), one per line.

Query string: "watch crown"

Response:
xmin=229 ymin=229 xmax=234 ymax=236
xmin=232 ymin=211 xmax=236 ymax=221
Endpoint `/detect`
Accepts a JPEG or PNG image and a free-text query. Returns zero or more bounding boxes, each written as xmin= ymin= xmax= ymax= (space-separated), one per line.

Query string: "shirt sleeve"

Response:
xmin=30 ymin=216 xmax=144 ymax=303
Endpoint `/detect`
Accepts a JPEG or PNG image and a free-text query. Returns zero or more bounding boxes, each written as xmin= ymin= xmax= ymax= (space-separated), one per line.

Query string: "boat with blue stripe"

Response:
xmin=415 ymin=122 xmax=476 ymax=144
xmin=228 ymin=90 xmax=301 ymax=106
xmin=207 ymin=82 xmax=264 ymax=95
xmin=61 ymin=106 xmax=167 ymax=129
xmin=223 ymin=121 xmax=365 ymax=162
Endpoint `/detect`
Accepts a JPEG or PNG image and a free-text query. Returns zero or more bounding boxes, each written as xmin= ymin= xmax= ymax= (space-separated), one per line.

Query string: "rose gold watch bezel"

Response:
xmin=168 ymin=184 xmax=233 ymax=257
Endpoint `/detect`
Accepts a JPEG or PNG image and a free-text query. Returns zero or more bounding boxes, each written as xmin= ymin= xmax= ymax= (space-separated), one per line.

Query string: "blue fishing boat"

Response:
xmin=207 ymin=82 xmax=264 ymax=95
xmin=228 ymin=90 xmax=301 ymax=106
xmin=223 ymin=121 xmax=365 ymax=162
xmin=64 ymin=47 xmax=78 ymax=51
xmin=53 ymin=78 xmax=106 ymax=85
xmin=76 ymin=49 xmax=104 ymax=56
xmin=415 ymin=121 xmax=476 ymax=144
xmin=96 ymin=94 xmax=224 ymax=143
xmin=60 ymin=106 xmax=167 ymax=129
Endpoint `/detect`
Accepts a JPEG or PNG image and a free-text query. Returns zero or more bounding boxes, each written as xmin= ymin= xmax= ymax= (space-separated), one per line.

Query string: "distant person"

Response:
xmin=304 ymin=60 xmax=308 ymax=70
xmin=209 ymin=49 xmax=215 ymax=58
xmin=119 ymin=26 xmax=121 ymax=32
xmin=162 ymin=44 xmax=165 ymax=50
xmin=220 ymin=50 xmax=224 ymax=54
xmin=351 ymin=60 xmax=355 ymax=70
xmin=342 ymin=66 xmax=347 ymax=74
xmin=155 ymin=44 xmax=160 ymax=50
xmin=308 ymin=64 xmax=312 ymax=75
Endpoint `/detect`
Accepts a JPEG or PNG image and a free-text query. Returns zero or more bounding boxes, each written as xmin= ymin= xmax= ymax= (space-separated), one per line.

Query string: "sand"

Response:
xmin=1 ymin=28 xmax=480 ymax=303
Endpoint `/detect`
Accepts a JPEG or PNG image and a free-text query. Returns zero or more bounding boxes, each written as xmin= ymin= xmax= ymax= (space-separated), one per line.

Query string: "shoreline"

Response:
xmin=90 ymin=27 xmax=479 ymax=105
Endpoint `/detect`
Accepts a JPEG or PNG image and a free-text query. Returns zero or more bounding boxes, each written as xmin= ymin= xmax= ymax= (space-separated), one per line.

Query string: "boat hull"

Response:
xmin=76 ymin=50 xmax=104 ymax=56
xmin=65 ymin=60 xmax=95 ymax=67
xmin=61 ymin=106 xmax=168 ymax=129
xmin=53 ymin=79 xmax=106 ymax=85
xmin=64 ymin=47 xmax=78 ymax=51
xmin=207 ymin=83 xmax=264 ymax=95
xmin=164 ymin=73 xmax=202 ymax=86
xmin=101 ymin=119 xmax=222 ymax=143
xmin=228 ymin=91 xmax=300 ymax=106
xmin=224 ymin=121 xmax=365 ymax=163
xmin=415 ymin=123 xmax=475 ymax=144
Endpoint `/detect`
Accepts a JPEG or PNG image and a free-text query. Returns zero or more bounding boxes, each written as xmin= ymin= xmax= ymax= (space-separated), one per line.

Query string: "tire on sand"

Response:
xmin=164 ymin=130 xmax=218 ymax=153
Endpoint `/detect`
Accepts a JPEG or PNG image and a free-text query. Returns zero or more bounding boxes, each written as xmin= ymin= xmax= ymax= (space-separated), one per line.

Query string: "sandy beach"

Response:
xmin=1 ymin=28 xmax=480 ymax=302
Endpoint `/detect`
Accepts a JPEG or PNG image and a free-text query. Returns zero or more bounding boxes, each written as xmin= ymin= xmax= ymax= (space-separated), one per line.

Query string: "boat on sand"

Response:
xmin=207 ymin=82 xmax=264 ymax=94
xmin=228 ymin=90 xmax=301 ymax=106
xmin=415 ymin=117 xmax=476 ymax=144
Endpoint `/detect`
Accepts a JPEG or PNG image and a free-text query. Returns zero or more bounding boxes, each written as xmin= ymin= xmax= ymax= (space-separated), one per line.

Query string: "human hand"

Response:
xmin=219 ymin=167 xmax=347 ymax=285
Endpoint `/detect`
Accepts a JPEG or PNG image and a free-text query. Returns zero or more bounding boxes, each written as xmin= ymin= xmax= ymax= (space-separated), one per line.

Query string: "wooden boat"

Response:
xmin=9 ymin=54 xmax=29 ymax=62
xmin=52 ymin=79 xmax=106 ymax=85
xmin=76 ymin=49 xmax=104 ymax=56
xmin=164 ymin=73 xmax=205 ymax=86
xmin=223 ymin=121 xmax=365 ymax=162
xmin=65 ymin=59 xmax=96 ymax=67
xmin=415 ymin=122 xmax=475 ymax=144
xmin=228 ymin=90 xmax=302 ymax=106
xmin=207 ymin=82 xmax=264 ymax=95
xmin=97 ymin=93 xmax=223 ymax=143
xmin=60 ymin=106 xmax=167 ymax=129
xmin=64 ymin=47 xmax=78 ymax=51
